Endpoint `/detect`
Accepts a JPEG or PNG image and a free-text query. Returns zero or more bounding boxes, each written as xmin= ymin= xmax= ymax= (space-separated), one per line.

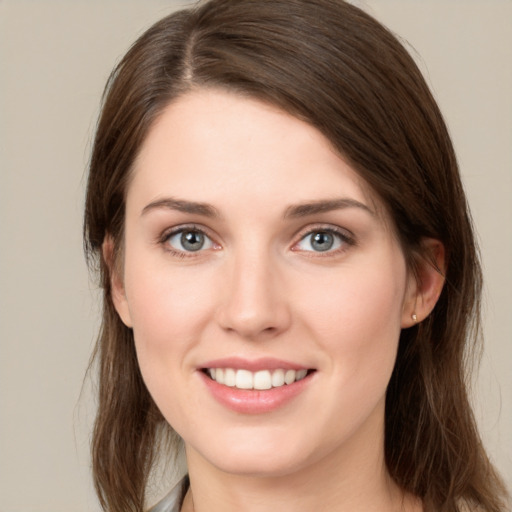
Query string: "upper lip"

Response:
xmin=200 ymin=357 xmax=311 ymax=372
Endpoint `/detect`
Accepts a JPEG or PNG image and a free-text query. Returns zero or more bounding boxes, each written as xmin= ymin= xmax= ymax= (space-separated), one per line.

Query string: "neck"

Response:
xmin=180 ymin=408 xmax=422 ymax=512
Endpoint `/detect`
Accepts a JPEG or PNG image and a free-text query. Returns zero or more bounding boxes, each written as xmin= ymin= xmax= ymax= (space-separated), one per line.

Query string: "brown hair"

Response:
xmin=84 ymin=1 xmax=510 ymax=511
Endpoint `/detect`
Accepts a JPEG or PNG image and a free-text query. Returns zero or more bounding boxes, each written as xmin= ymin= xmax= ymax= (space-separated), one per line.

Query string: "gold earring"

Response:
xmin=412 ymin=313 xmax=418 ymax=322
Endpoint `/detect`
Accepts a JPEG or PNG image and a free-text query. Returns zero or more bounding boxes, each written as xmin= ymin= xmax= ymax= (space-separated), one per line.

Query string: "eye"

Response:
xmin=294 ymin=228 xmax=351 ymax=253
xmin=165 ymin=228 xmax=215 ymax=253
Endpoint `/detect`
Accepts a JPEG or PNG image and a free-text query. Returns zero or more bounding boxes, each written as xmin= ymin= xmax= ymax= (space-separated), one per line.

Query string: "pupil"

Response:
xmin=312 ymin=232 xmax=333 ymax=252
xmin=181 ymin=231 xmax=204 ymax=251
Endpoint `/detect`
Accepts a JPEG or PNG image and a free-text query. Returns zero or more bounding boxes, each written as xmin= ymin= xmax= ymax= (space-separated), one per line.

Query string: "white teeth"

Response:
xmin=254 ymin=370 xmax=272 ymax=390
xmin=207 ymin=367 xmax=310 ymax=390
xmin=235 ymin=369 xmax=253 ymax=389
xmin=271 ymin=369 xmax=285 ymax=387
xmin=224 ymin=368 xmax=236 ymax=387
xmin=284 ymin=369 xmax=296 ymax=385
xmin=296 ymin=369 xmax=307 ymax=381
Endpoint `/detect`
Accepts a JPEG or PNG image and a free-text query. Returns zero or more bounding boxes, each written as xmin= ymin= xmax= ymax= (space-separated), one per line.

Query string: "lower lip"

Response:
xmin=199 ymin=371 xmax=313 ymax=414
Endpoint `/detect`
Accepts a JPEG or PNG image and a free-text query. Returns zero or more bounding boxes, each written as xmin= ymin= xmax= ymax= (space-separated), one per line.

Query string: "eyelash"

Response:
xmin=291 ymin=225 xmax=356 ymax=256
xmin=158 ymin=224 xmax=356 ymax=258
xmin=159 ymin=224 xmax=217 ymax=259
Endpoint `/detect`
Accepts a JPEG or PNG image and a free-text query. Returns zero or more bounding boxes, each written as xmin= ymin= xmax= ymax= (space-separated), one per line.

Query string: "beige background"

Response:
xmin=0 ymin=1 xmax=510 ymax=510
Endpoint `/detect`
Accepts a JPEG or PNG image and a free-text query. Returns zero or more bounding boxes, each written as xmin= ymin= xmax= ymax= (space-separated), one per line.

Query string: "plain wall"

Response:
xmin=0 ymin=1 xmax=510 ymax=510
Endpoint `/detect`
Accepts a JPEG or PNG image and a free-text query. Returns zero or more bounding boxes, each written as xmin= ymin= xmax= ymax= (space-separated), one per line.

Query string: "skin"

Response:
xmin=109 ymin=89 xmax=444 ymax=511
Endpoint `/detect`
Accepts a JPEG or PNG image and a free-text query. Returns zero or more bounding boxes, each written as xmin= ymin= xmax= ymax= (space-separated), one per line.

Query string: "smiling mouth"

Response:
xmin=202 ymin=368 xmax=315 ymax=390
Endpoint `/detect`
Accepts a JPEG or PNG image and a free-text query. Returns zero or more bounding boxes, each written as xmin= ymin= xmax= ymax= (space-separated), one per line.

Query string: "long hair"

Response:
xmin=84 ymin=1 xmax=509 ymax=510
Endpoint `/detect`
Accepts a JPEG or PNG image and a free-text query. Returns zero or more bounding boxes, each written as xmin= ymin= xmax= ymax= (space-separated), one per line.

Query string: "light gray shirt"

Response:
xmin=148 ymin=477 xmax=188 ymax=512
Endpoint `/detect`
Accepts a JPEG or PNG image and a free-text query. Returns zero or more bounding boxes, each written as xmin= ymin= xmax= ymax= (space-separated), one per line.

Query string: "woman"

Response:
xmin=84 ymin=0 xmax=510 ymax=511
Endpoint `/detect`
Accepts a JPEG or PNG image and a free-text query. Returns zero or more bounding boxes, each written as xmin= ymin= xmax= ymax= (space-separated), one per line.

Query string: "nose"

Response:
xmin=216 ymin=250 xmax=292 ymax=340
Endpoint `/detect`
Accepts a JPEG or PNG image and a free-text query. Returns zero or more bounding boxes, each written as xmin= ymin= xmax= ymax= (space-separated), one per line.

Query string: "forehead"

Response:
xmin=128 ymin=89 xmax=382 ymax=217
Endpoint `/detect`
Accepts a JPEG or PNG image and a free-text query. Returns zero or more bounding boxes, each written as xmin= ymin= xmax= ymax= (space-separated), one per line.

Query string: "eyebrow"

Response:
xmin=141 ymin=198 xmax=220 ymax=218
xmin=141 ymin=196 xmax=374 ymax=219
xmin=283 ymin=198 xmax=375 ymax=218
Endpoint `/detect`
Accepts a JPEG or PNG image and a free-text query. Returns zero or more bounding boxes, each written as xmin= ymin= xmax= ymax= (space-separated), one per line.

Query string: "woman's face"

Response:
xmin=113 ymin=89 xmax=417 ymax=477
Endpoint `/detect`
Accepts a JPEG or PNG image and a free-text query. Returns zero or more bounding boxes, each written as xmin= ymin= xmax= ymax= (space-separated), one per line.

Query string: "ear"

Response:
xmin=102 ymin=236 xmax=133 ymax=328
xmin=401 ymin=238 xmax=446 ymax=328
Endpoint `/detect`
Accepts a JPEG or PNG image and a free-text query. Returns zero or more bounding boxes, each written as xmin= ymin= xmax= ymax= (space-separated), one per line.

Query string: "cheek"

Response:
xmin=287 ymin=258 xmax=406 ymax=446
xmin=122 ymin=260 xmax=220 ymax=421
xmin=299 ymin=257 xmax=406 ymax=379
xmin=123 ymin=254 xmax=216 ymax=364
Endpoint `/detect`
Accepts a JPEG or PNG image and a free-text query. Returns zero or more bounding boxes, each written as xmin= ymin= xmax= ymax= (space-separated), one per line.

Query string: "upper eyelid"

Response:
xmin=157 ymin=222 xmax=355 ymax=250
xmin=291 ymin=224 xmax=356 ymax=253
xmin=160 ymin=223 xmax=214 ymax=241
xmin=292 ymin=223 xmax=354 ymax=242
xmin=159 ymin=225 xmax=219 ymax=257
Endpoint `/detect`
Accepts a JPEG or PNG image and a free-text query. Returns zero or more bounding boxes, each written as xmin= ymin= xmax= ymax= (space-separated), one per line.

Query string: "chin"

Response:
xmin=186 ymin=426 xmax=322 ymax=478
xmin=213 ymin=451 xmax=312 ymax=479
